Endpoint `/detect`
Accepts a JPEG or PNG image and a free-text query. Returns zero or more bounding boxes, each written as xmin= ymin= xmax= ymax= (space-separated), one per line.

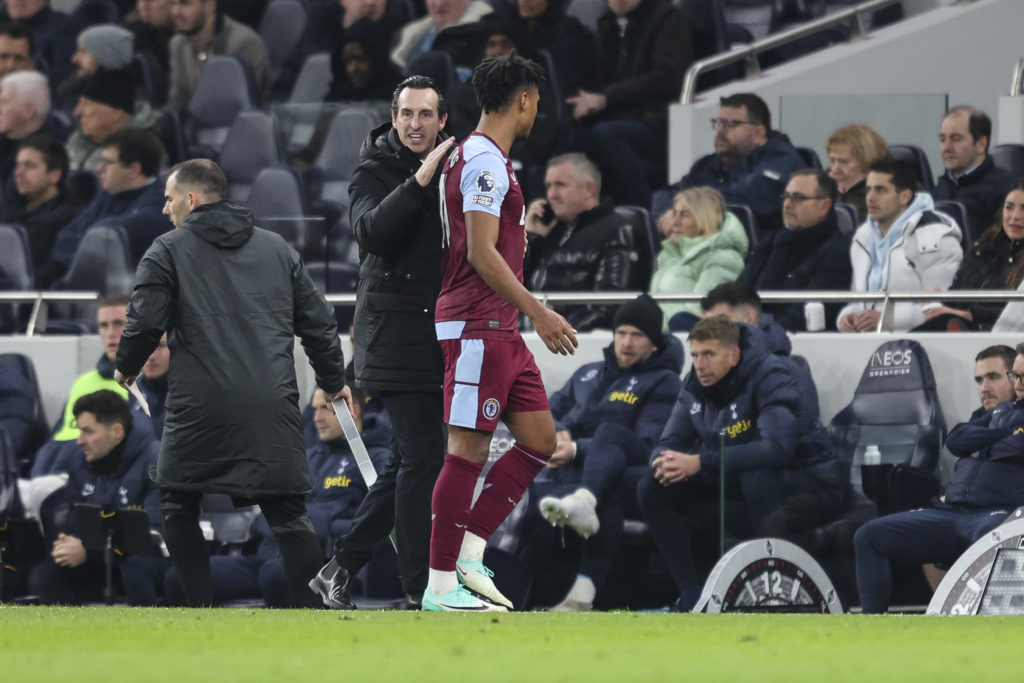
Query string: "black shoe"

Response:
xmin=399 ymin=593 xmax=422 ymax=610
xmin=308 ymin=557 xmax=356 ymax=610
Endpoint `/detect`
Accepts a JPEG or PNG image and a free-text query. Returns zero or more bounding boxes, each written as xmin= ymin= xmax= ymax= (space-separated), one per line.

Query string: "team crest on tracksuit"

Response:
xmin=730 ymin=403 xmax=738 ymax=420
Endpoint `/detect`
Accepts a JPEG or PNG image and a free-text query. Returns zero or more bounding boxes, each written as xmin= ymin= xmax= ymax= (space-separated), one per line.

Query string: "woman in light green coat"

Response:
xmin=649 ymin=186 xmax=749 ymax=322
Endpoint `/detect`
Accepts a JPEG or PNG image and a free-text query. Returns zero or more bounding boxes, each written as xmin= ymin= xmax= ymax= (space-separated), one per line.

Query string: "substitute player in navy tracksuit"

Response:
xmin=29 ymin=390 xmax=167 ymax=605
xmin=855 ymin=344 xmax=1024 ymax=613
xmin=638 ymin=317 xmax=846 ymax=610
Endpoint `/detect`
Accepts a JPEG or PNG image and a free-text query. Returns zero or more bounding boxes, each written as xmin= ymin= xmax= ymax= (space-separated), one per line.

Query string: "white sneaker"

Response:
xmin=539 ymin=492 xmax=599 ymax=538
xmin=549 ymin=596 xmax=593 ymax=612
xmin=456 ymin=558 xmax=514 ymax=610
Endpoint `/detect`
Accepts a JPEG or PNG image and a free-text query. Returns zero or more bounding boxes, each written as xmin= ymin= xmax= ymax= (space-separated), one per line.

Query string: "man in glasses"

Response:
xmin=653 ymin=92 xmax=803 ymax=235
xmin=738 ymin=169 xmax=852 ymax=331
xmin=854 ymin=344 xmax=1024 ymax=613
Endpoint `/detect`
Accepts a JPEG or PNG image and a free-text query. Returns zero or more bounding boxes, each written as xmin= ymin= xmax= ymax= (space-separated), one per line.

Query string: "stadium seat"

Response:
xmin=990 ymin=143 xmax=1024 ymax=180
xmin=0 ymin=353 xmax=50 ymax=474
xmin=288 ymin=52 xmax=332 ymax=104
xmin=726 ymin=202 xmax=759 ymax=247
xmin=247 ymin=166 xmax=310 ymax=253
xmin=306 ymin=261 xmax=359 ymax=330
xmin=614 ymin=205 xmax=657 ymax=288
xmin=888 ymin=144 xmax=934 ymax=192
xmin=185 ymin=55 xmax=257 ymax=156
xmin=932 ymin=199 xmax=972 ymax=251
xmin=721 ymin=0 xmax=779 ymax=42
xmin=219 ymin=111 xmax=282 ymax=203
xmin=310 ymin=106 xmax=377 ymax=208
xmin=827 ymin=339 xmax=946 ymax=521
xmin=259 ymin=0 xmax=308 ymax=80
xmin=834 ymin=202 xmax=859 ymax=240
xmin=404 ymin=51 xmax=458 ymax=93
xmin=565 ymin=0 xmax=606 ymax=33
xmin=154 ymin=108 xmax=187 ymax=166
xmin=796 ymin=146 xmax=823 ymax=170
xmin=51 ymin=225 xmax=134 ymax=328
xmin=0 ymin=223 xmax=34 ymax=291
xmin=199 ymin=494 xmax=261 ymax=556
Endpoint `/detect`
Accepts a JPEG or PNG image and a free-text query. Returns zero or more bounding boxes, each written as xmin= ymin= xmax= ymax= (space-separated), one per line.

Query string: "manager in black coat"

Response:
xmin=115 ymin=159 xmax=349 ymax=608
xmin=309 ymin=76 xmax=452 ymax=611
xmin=739 ymin=170 xmax=852 ymax=331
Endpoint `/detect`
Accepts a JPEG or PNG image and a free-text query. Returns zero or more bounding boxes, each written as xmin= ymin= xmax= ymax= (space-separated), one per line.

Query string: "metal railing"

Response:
xmin=11 ymin=287 xmax=1024 ymax=336
xmin=681 ymin=0 xmax=934 ymax=104
xmin=1011 ymin=57 xmax=1024 ymax=96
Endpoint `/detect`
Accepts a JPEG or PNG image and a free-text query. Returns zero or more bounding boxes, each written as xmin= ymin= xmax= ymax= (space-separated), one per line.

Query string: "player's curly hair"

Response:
xmin=472 ymin=54 xmax=546 ymax=114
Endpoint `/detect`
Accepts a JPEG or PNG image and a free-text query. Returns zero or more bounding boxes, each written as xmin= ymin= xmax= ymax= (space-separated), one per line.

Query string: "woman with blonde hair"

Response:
xmin=650 ymin=186 xmax=748 ymax=328
xmin=826 ymin=123 xmax=889 ymax=217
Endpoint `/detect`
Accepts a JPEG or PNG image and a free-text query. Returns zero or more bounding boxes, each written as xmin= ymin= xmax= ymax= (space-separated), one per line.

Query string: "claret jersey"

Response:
xmin=436 ymin=132 xmax=526 ymax=340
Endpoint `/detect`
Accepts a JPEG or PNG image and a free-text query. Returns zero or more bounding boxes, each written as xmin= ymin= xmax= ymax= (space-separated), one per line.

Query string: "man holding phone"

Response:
xmin=523 ymin=152 xmax=644 ymax=331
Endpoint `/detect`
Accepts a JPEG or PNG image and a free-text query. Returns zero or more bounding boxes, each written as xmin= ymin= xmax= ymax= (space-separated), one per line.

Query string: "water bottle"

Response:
xmin=863 ymin=444 xmax=881 ymax=466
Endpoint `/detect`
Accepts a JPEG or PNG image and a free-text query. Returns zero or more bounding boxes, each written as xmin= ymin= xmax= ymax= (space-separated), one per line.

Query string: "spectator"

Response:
xmin=135 ymin=333 xmax=170 ymax=437
xmin=739 ymin=170 xmax=852 ymax=331
xmin=126 ymin=0 xmax=174 ymax=106
xmin=0 ymin=21 xmax=36 ymax=80
xmin=389 ymin=0 xmax=492 ymax=71
xmin=0 ymin=70 xmax=68 ymax=190
xmin=487 ymin=0 xmax=594 ymax=96
xmin=0 ymin=134 xmax=78 ymax=274
xmin=28 ymin=389 xmax=167 ymax=605
xmin=0 ymin=361 xmax=36 ymax=464
xmin=66 ymin=68 xmax=164 ymax=174
xmin=46 ymin=295 xmax=131 ymax=445
xmin=649 ymin=185 xmax=748 ymax=330
xmin=526 ymin=295 xmax=682 ymax=611
xmin=167 ymin=0 xmax=273 ymax=110
xmin=326 ymin=35 xmax=402 ymax=103
xmin=637 ymin=316 xmax=845 ymax=611
xmin=524 ymin=152 xmax=643 ymax=331
xmin=47 ymin=129 xmax=167 ymax=286
xmin=273 ymin=0 xmax=407 ymax=101
xmin=654 ymin=93 xmax=804 ymax=236
xmin=0 ymin=0 xmax=79 ymax=90
xmin=826 ymin=123 xmax=889 ymax=219
xmin=164 ymin=387 xmax=389 ymax=606
xmin=443 ymin=19 xmax=559 ymax=199
xmin=854 ymin=344 xmax=1024 ymax=613
xmin=56 ymin=24 xmax=135 ymax=111
xmin=933 ymin=106 xmax=1013 ymax=240
xmin=567 ymin=0 xmax=691 ymax=208
xmin=837 ymin=159 xmax=962 ymax=333
xmin=918 ymin=180 xmax=1024 ymax=331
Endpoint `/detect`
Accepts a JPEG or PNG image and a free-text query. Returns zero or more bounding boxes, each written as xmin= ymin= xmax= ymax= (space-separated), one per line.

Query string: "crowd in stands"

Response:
xmin=2 ymin=0 xmax=1024 ymax=612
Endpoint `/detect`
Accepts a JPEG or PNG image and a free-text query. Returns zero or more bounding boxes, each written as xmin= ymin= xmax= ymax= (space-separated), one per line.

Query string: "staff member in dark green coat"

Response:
xmin=114 ymin=159 xmax=350 ymax=607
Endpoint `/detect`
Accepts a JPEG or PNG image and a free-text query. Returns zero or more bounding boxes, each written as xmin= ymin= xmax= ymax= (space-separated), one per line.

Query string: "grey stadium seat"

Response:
xmin=248 ymin=166 xmax=310 ymax=254
xmin=259 ymin=0 xmax=309 ymax=79
xmin=288 ymin=52 xmax=332 ymax=104
xmin=220 ymin=111 xmax=282 ymax=203
xmin=311 ymin=107 xmax=378 ymax=207
xmin=186 ymin=55 xmax=257 ymax=156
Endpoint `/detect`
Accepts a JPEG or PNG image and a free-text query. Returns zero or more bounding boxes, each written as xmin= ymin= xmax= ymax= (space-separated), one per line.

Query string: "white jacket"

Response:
xmin=837 ymin=193 xmax=962 ymax=331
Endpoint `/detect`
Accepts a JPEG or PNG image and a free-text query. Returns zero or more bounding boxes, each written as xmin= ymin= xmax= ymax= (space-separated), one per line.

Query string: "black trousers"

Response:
xmin=160 ymin=488 xmax=323 ymax=608
xmin=334 ymin=390 xmax=444 ymax=597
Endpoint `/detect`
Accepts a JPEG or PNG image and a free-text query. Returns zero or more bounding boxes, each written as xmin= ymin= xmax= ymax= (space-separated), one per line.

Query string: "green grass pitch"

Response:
xmin=1 ymin=606 xmax=1020 ymax=682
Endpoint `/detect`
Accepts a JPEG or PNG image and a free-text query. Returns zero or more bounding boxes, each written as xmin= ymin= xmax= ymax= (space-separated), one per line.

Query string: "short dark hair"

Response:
xmin=790 ymin=168 xmax=838 ymax=206
xmin=946 ymin=105 xmax=992 ymax=153
xmin=73 ymin=389 xmax=133 ymax=433
xmin=17 ymin=133 xmax=68 ymax=189
xmin=104 ymin=129 xmax=163 ymax=178
xmin=471 ymin=54 xmax=545 ymax=113
xmin=168 ymin=158 xmax=227 ymax=201
xmin=977 ymin=344 xmax=1016 ymax=371
xmin=390 ymin=75 xmax=448 ymax=118
xmin=689 ymin=315 xmax=740 ymax=347
xmin=99 ymin=292 xmax=131 ymax=308
xmin=720 ymin=93 xmax=770 ymax=130
xmin=701 ymin=281 xmax=762 ymax=314
xmin=0 ymin=21 xmax=34 ymax=54
xmin=867 ymin=158 xmax=917 ymax=195
xmin=1016 ymin=342 xmax=1024 ymax=359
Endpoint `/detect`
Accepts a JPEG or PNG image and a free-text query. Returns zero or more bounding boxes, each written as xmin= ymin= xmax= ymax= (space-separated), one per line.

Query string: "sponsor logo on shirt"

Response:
xmin=725 ymin=419 xmax=752 ymax=438
xmin=324 ymin=475 xmax=353 ymax=489
xmin=608 ymin=391 xmax=639 ymax=405
xmin=472 ymin=195 xmax=494 ymax=206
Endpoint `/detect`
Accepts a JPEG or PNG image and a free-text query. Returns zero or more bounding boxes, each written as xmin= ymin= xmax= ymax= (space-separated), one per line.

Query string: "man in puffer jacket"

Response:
xmin=638 ymin=316 xmax=846 ymax=611
xmin=838 ymin=158 xmax=962 ymax=332
xmin=854 ymin=343 xmax=1024 ymax=613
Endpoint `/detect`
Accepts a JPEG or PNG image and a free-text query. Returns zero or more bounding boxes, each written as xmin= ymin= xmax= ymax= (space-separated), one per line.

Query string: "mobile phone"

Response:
xmin=541 ymin=202 xmax=556 ymax=223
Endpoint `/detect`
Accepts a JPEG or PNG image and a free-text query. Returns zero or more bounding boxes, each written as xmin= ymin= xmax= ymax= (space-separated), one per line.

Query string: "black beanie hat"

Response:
xmin=80 ymin=68 xmax=135 ymax=115
xmin=612 ymin=294 xmax=664 ymax=348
